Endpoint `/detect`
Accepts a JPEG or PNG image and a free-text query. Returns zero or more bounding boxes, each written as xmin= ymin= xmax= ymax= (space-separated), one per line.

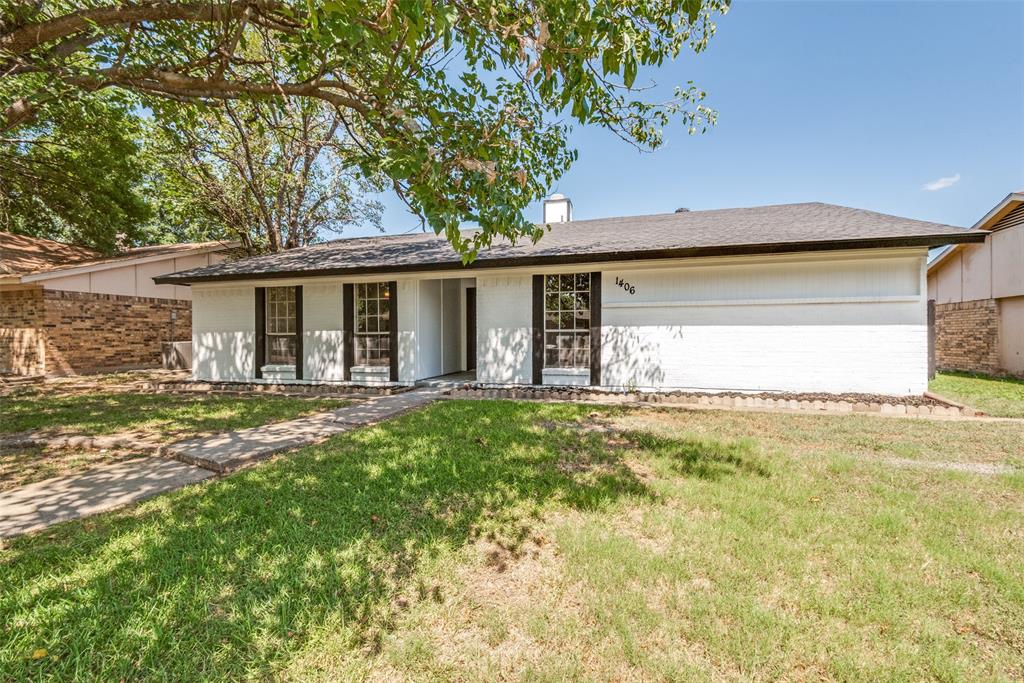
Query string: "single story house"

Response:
xmin=927 ymin=191 xmax=1024 ymax=376
xmin=156 ymin=199 xmax=983 ymax=396
xmin=0 ymin=232 xmax=234 ymax=375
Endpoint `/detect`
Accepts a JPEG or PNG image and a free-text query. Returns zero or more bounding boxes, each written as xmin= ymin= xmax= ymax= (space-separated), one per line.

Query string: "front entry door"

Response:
xmin=466 ymin=287 xmax=477 ymax=370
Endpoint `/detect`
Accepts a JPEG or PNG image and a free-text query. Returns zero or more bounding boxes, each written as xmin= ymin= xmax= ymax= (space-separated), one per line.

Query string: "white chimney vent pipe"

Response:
xmin=543 ymin=193 xmax=572 ymax=223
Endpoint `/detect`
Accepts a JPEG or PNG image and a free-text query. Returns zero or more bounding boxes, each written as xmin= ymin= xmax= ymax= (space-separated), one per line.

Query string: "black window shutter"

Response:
xmin=532 ymin=274 xmax=543 ymax=385
xmin=389 ymin=281 xmax=399 ymax=382
xmin=589 ymin=272 xmax=602 ymax=386
xmin=254 ymin=287 xmax=265 ymax=379
xmin=343 ymin=283 xmax=354 ymax=381
xmin=294 ymin=285 xmax=304 ymax=380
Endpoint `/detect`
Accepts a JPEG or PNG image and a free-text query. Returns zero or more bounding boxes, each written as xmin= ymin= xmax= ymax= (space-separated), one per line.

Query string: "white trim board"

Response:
xmin=604 ymin=295 xmax=921 ymax=309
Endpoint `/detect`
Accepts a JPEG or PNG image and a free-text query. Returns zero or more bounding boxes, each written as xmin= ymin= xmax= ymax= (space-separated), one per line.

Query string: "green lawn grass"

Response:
xmin=1 ymin=402 xmax=1021 ymax=680
xmin=1 ymin=392 xmax=352 ymax=440
xmin=929 ymin=371 xmax=1024 ymax=418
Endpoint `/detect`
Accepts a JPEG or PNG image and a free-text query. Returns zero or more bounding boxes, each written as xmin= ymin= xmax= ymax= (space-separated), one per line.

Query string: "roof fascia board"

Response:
xmin=970 ymin=193 xmax=1024 ymax=231
xmin=157 ymin=233 xmax=983 ymax=286
xmin=926 ymin=244 xmax=964 ymax=272
xmin=183 ymin=246 xmax=931 ymax=290
xmin=927 ymin=194 xmax=1024 ymax=273
xmin=20 ymin=243 xmax=231 ymax=283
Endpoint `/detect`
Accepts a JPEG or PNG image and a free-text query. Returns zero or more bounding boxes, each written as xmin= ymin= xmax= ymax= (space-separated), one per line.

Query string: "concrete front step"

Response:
xmin=164 ymin=414 xmax=351 ymax=473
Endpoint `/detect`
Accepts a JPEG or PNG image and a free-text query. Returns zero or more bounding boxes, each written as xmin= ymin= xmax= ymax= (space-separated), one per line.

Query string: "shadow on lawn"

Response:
xmin=1 ymin=401 xmax=762 ymax=679
xmin=623 ymin=429 xmax=773 ymax=481
xmin=1 ymin=392 xmax=343 ymax=438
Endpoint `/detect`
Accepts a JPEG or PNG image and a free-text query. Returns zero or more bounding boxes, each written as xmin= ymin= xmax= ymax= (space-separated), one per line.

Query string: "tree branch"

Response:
xmin=0 ymin=1 xmax=285 ymax=57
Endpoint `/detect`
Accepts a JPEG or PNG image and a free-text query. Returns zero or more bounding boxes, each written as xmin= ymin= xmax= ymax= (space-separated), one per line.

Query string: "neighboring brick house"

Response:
xmin=927 ymin=191 xmax=1024 ymax=377
xmin=0 ymin=232 xmax=234 ymax=376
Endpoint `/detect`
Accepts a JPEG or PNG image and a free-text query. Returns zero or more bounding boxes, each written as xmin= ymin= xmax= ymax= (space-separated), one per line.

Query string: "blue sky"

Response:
xmin=348 ymin=0 xmax=1024 ymax=238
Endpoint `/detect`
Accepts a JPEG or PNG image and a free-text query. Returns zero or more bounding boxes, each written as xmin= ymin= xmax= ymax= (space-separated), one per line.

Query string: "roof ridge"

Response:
xmin=294 ymin=202 xmax=845 ymax=251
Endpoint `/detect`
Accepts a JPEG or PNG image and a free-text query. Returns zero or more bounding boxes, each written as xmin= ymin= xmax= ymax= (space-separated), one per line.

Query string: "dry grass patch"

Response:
xmin=612 ymin=407 xmax=1024 ymax=468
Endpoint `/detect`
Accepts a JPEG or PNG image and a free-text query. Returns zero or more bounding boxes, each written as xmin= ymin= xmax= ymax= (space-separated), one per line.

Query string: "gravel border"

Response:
xmin=442 ymin=385 xmax=982 ymax=417
xmin=133 ymin=381 xmax=412 ymax=398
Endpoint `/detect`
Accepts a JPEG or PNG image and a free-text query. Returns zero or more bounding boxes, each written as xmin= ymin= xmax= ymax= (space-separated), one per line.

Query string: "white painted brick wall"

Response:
xmin=476 ymin=274 xmax=532 ymax=384
xmin=302 ymin=283 xmax=344 ymax=381
xmin=600 ymin=255 xmax=928 ymax=395
xmin=397 ymin=279 xmax=419 ymax=383
xmin=192 ymin=285 xmax=255 ymax=381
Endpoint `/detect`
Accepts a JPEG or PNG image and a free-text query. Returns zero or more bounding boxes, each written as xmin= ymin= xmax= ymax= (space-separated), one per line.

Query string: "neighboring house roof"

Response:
xmin=0 ymin=231 xmax=237 ymax=285
xmin=156 ymin=202 xmax=985 ymax=285
xmin=927 ymin=191 xmax=1024 ymax=273
xmin=0 ymin=231 xmax=100 ymax=276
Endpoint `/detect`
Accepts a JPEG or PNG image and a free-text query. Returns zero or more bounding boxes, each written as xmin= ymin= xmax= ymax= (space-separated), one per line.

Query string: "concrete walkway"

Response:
xmin=0 ymin=457 xmax=213 ymax=538
xmin=0 ymin=388 xmax=443 ymax=538
xmin=165 ymin=387 xmax=443 ymax=472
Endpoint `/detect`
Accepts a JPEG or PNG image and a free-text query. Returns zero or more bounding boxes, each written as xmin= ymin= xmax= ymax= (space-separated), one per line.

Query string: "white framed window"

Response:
xmin=265 ymin=286 xmax=296 ymax=365
xmin=544 ymin=273 xmax=590 ymax=368
xmin=355 ymin=282 xmax=391 ymax=366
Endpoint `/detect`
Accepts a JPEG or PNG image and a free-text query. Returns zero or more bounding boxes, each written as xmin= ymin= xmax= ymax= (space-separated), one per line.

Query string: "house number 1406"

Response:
xmin=614 ymin=277 xmax=636 ymax=295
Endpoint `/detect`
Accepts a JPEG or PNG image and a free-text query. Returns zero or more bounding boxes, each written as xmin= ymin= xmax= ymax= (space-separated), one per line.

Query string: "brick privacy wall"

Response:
xmin=934 ymin=299 xmax=1000 ymax=374
xmin=0 ymin=288 xmax=46 ymax=375
xmin=39 ymin=289 xmax=192 ymax=375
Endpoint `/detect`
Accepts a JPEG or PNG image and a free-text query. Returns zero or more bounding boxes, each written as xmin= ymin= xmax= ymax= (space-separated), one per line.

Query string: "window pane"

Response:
xmin=353 ymin=281 xmax=391 ymax=369
xmin=355 ymin=333 xmax=389 ymax=367
xmin=541 ymin=274 xmax=592 ymax=369
xmin=267 ymin=335 xmax=296 ymax=365
xmin=265 ymin=288 xmax=296 ymax=358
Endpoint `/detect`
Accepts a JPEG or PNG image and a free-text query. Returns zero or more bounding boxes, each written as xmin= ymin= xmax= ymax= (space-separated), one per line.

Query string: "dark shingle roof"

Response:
xmin=154 ymin=202 xmax=984 ymax=284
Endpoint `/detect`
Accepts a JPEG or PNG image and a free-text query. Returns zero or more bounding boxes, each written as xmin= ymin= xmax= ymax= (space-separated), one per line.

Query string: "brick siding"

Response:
xmin=0 ymin=287 xmax=191 ymax=376
xmin=934 ymin=299 xmax=1000 ymax=374
xmin=0 ymin=288 xmax=46 ymax=375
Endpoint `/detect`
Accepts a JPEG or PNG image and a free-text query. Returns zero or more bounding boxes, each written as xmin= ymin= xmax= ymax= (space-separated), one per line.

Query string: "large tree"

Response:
xmin=0 ymin=90 xmax=151 ymax=252
xmin=147 ymin=97 xmax=383 ymax=255
xmin=1 ymin=0 xmax=726 ymax=259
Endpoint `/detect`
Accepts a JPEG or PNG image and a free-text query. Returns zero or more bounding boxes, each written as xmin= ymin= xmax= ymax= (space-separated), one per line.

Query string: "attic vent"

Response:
xmin=674 ymin=207 xmax=690 ymax=213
